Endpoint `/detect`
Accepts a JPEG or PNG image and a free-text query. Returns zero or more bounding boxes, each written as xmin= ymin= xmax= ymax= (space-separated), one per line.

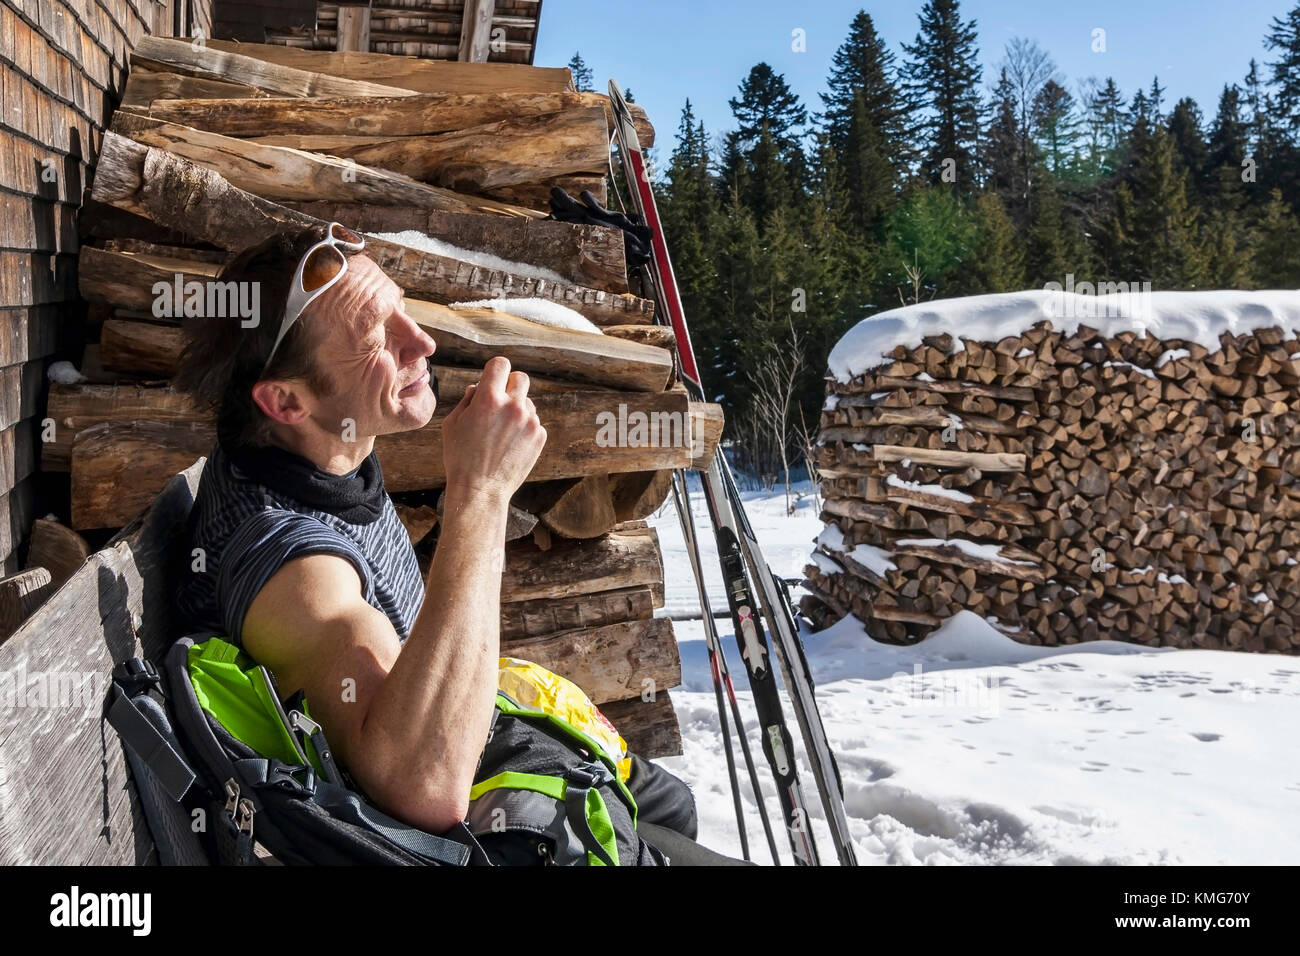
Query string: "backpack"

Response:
xmin=108 ymin=634 xmax=663 ymax=866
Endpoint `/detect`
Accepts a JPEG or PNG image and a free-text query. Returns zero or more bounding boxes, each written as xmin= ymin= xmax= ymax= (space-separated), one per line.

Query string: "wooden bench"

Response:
xmin=0 ymin=460 xmax=205 ymax=864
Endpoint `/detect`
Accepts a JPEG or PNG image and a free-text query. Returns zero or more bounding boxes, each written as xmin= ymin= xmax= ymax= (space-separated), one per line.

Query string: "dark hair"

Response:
xmin=173 ymin=226 xmax=344 ymax=448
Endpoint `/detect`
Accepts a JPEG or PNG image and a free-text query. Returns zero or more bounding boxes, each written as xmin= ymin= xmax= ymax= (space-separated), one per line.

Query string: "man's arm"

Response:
xmin=242 ymin=357 xmax=544 ymax=833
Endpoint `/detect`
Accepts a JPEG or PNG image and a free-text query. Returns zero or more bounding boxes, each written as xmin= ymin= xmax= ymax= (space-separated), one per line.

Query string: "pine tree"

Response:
xmin=1266 ymin=3 xmax=1300 ymax=136
xmin=1251 ymin=188 xmax=1300 ymax=286
xmin=1129 ymin=129 xmax=1206 ymax=287
xmin=1167 ymin=97 xmax=1209 ymax=198
xmin=722 ymin=63 xmax=809 ymax=225
xmin=999 ymin=38 xmax=1057 ymax=218
xmin=567 ymin=52 xmax=593 ymax=92
xmin=1207 ymin=85 xmax=1250 ymax=213
xmin=818 ymin=11 xmax=910 ymax=239
xmin=982 ymin=67 xmax=1026 ymax=222
xmin=879 ymin=186 xmax=975 ymax=302
xmin=820 ymin=10 xmax=910 ymax=161
xmin=1025 ymin=171 xmax=1076 ymax=286
xmin=1032 ymin=80 xmax=1080 ymax=180
xmin=901 ymin=0 xmax=984 ymax=192
xmin=965 ymin=191 xmax=1026 ymax=292
xmin=843 ymin=89 xmax=894 ymax=235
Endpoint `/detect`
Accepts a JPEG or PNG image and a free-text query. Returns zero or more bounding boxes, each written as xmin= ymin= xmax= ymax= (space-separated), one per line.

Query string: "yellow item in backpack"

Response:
xmin=497 ymin=657 xmax=632 ymax=782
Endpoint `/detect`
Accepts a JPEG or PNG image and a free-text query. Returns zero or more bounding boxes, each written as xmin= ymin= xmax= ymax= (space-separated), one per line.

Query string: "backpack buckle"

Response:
xmin=112 ymin=658 xmax=161 ymax=695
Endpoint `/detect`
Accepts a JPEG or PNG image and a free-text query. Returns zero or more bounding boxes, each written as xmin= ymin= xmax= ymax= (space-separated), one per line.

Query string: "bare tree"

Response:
xmin=1001 ymin=37 xmax=1059 ymax=219
xmin=751 ymin=320 xmax=806 ymax=515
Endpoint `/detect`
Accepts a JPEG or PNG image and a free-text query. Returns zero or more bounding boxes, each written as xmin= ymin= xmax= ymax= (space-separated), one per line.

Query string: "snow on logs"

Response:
xmin=66 ymin=40 xmax=710 ymax=756
xmin=803 ymin=290 xmax=1300 ymax=653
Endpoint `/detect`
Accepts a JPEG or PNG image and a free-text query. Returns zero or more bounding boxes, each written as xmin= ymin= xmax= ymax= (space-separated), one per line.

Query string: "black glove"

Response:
xmin=549 ymin=187 xmax=654 ymax=269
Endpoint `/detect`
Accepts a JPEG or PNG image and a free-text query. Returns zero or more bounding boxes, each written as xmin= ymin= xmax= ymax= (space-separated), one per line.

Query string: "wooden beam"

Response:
xmin=248 ymin=107 xmax=610 ymax=193
xmin=130 ymin=36 xmax=416 ymax=99
xmin=141 ymin=90 xmax=656 ymax=149
xmin=110 ymin=113 xmax=540 ymax=218
xmin=203 ymin=38 xmax=575 ymax=95
xmin=336 ymin=3 xmax=373 ymax=53
xmin=120 ymin=69 xmax=270 ymax=110
xmin=458 ymin=0 xmax=497 ymax=62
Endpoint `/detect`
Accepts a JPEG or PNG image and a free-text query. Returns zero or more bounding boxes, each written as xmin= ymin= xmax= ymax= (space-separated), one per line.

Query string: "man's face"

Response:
xmin=301 ymin=254 xmax=437 ymax=438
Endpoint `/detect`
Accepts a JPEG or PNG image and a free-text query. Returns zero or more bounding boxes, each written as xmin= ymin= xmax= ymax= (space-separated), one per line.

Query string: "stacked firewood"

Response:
xmin=803 ymin=319 xmax=1300 ymax=655
xmin=57 ymin=37 xmax=722 ymax=754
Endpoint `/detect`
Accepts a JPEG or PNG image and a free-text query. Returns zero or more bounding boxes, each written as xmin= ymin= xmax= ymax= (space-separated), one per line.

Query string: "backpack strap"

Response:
xmin=234 ymin=757 xmax=474 ymax=867
xmin=107 ymin=659 xmax=196 ymax=802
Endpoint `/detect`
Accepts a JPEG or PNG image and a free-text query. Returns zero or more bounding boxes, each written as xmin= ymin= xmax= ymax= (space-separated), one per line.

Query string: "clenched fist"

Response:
xmin=441 ymin=356 xmax=546 ymax=505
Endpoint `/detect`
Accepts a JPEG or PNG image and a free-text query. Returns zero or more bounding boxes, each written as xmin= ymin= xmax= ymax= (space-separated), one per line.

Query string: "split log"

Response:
xmin=0 ymin=568 xmax=55 ymax=641
xmin=70 ymin=421 xmax=212 ymax=529
xmin=90 ymin=135 xmax=655 ymax=326
xmin=120 ymin=69 xmax=270 ymax=109
xmin=404 ymin=298 xmax=672 ymax=393
xmin=23 ymin=519 xmax=91 ymax=589
xmin=283 ymin=202 xmax=628 ymax=293
xmin=591 ymin=693 xmax=681 ymax=758
xmin=501 ymin=529 xmax=663 ymax=604
xmin=392 ymin=503 xmax=439 ymax=546
xmin=500 ymin=585 xmax=658 ymax=642
xmin=501 ymin=617 xmax=680 ymax=706
xmin=99 ymin=320 xmax=185 ymax=379
xmin=130 ymin=36 xmax=418 ymax=99
xmin=244 ymin=107 xmax=610 ymax=194
xmin=201 ymin=39 xmax=656 ymax=145
xmin=610 ymin=470 xmax=674 ymax=522
xmin=110 ymin=113 xmax=540 ymax=218
xmin=143 ymin=91 xmax=640 ymax=142
xmin=378 ymin=391 xmax=699 ymax=490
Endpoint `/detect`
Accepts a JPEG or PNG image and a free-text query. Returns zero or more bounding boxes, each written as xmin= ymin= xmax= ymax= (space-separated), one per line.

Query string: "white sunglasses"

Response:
xmin=260 ymin=222 xmax=366 ymax=376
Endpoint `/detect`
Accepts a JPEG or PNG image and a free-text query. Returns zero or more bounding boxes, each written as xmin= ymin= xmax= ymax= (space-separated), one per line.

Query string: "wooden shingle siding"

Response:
xmin=0 ymin=0 xmax=212 ymax=569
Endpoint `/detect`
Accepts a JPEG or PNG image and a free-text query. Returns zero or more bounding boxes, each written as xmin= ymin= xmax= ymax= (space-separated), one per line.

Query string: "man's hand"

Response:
xmin=441 ymin=356 xmax=546 ymax=503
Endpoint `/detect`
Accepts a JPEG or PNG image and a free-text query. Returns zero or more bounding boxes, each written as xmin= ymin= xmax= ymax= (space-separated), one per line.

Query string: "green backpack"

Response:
xmin=179 ymin=637 xmax=658 ymax=866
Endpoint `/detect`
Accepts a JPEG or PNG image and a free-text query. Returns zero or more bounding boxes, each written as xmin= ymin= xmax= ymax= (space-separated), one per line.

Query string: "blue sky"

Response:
xmin=535 ymin=0 xmax=1289 ymax=156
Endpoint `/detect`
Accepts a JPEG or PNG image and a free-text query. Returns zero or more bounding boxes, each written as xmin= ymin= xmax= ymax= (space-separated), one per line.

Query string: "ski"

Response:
xmin=669 ymin=470 xmax=780 ymax=863
xmin=608 ymin=79 xmax=858 ymax=866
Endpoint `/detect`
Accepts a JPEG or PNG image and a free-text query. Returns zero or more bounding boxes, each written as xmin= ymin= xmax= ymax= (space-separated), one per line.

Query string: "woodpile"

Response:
xmin=803 ymin=317 xmax=1300 ymax=655
xmin=63 ymin=37 xmax=720 ymax=754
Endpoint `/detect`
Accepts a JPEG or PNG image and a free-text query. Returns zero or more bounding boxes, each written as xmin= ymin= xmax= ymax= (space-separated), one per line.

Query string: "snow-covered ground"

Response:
xmin=647 ymin=482 xmax=1300 ymax=866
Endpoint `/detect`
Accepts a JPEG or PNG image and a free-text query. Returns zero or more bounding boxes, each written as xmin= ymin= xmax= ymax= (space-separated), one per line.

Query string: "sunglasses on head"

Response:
xmin=260 ymin=222 xmax=366 ymax=376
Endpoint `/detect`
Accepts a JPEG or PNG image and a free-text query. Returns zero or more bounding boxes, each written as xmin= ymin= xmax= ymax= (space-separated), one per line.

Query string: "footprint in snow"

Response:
xmin=1190 ymin=732 xmax=1221 ymax=742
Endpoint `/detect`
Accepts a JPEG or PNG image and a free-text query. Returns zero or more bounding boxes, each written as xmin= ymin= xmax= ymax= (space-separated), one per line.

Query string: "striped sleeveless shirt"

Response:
xmin=174 ymin=440 xmax=424 ymax=647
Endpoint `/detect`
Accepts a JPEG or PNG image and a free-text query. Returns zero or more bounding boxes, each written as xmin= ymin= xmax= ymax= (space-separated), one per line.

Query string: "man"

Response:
xmin=173 ymin=224 xmax=741 ymax=865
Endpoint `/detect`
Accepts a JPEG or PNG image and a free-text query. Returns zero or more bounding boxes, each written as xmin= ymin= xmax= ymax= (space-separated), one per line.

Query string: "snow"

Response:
xmin=48 ymin=360 xmax=87 ymax=384
xmin=647 ymin=482 xmax=1300 ymax=865
xmin=447 ymin=297 xmax=602 ymax=334
xmin=827 ymin=290 xmax=1300 ymax=382
xmin=816 ymin=523 xmax=898 ymax=577
xmin=823 ymin=394 xmax=840 ymax=411
xmin=886 ymin=474 xmax=975 ymax=503
xmin=1102 ymin=360 xmax=1156 ymax=379
xmin=372 ymin=230 xmax=568 ymax=284
xmin=896 ymin=537 xmax=1040 ymax=567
